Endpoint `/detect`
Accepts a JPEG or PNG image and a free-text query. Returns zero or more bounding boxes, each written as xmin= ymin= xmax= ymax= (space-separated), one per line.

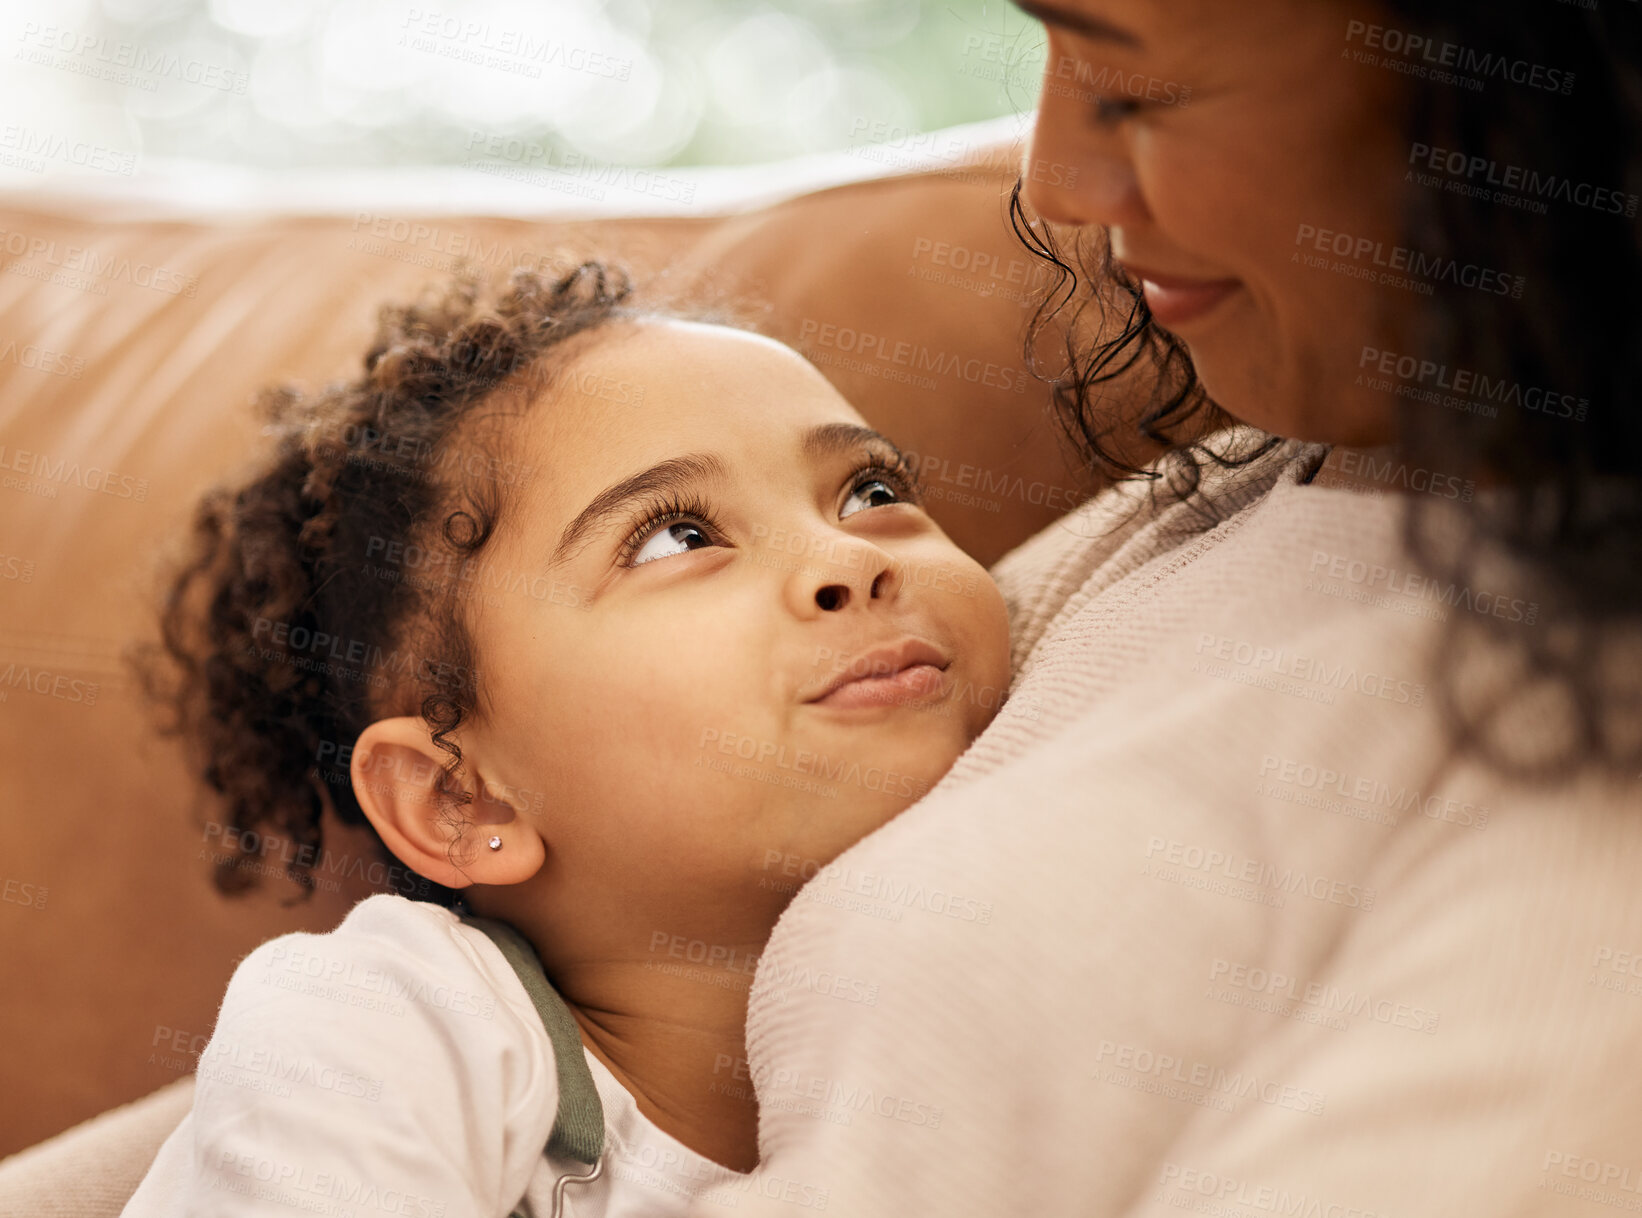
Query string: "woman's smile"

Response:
xmin=1124 ymin=264 xmax=1243 ymax=329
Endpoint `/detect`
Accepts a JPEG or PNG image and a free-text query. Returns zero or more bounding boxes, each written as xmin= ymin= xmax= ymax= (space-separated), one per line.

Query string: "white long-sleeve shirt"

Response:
xmin=121 ymin=893 xmax=753 ymax=1218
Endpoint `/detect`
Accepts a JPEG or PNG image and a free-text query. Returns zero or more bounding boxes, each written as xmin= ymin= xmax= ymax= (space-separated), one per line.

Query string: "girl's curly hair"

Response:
xmin=136 ymin=262 xmax=635 ymax=906
xmin=1012 ymin=1 xmax=1642 ymax=782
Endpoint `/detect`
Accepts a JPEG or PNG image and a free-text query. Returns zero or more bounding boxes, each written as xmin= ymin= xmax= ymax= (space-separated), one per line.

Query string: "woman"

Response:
xmin=693 ymin=2 xmax=1642 ymax=1215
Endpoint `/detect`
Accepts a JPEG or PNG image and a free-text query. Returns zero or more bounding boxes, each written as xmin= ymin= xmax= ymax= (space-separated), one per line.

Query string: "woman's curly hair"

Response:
xmin=1013 ymin=1 xmax=1642 ymax=782
xmin=137 ymin=262 xmax=635 ymax=906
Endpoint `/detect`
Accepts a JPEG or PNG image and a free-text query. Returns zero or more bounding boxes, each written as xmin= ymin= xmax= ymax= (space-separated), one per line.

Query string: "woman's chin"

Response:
xmin=1184 ymin=344 xmax=1394 ymax=447
xmin=1175 ymin=340 xmax=1291 ymax=439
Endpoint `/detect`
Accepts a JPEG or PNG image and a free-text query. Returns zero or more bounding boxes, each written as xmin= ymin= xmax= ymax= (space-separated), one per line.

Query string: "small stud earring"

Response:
xmin=487 ymin=835 xmax=502 ymax=851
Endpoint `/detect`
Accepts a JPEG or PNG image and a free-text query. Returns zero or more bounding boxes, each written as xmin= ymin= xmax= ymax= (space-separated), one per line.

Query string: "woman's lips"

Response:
xmin=811 ymin=663 xmax=949 ymax=710
xmin=1130 ymin=269 xmax=1242 ymax=329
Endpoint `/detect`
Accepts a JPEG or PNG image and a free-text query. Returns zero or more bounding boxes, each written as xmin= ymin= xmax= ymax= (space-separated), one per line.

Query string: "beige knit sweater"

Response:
xmin=692 ymin=427 xmax=1642 ymax=1218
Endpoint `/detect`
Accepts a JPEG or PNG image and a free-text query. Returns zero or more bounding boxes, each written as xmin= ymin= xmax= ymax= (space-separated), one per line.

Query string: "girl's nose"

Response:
xmin=814 ymin=565 xmax=895 ymax=613
xmin=784 ymin=536 xmax=901 ymax=619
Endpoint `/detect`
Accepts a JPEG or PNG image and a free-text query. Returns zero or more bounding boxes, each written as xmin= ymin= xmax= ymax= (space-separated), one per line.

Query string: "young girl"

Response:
xmin=124 ymin=264 xmax=1013 ymax=1217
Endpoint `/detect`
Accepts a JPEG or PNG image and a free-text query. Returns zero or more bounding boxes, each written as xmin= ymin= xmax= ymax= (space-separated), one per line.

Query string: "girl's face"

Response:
xmin=1017 ymin=0 xmax=1411 ymax=446
xmin=444 ymin=320 xmax=1011 ymax=956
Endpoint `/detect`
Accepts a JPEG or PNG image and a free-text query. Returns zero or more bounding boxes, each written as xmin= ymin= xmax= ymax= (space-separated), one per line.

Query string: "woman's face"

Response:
xmin=441 ymin=320 xmax=1011 ymax=958
xmin=1018 ymin=0 xmax=1411 ymax=445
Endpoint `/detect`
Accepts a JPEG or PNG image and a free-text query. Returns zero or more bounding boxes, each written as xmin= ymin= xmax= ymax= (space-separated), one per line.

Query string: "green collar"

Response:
xmin=456 ymin=910 xmax=606 ymax=1165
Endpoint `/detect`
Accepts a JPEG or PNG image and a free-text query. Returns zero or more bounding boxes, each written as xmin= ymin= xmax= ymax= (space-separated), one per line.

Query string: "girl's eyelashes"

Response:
xmin=620 ymin=491 xmax=723 ymax=568
xmin=841 ymin=458 xmax=923 ymax=518
xmin=616 ymin=454 xmax=926 ymax=569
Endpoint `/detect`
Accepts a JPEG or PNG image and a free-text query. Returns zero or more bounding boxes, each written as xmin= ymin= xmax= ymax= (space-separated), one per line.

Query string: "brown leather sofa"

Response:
xmin=0 ymin=121 xmax=1105 ymax=1206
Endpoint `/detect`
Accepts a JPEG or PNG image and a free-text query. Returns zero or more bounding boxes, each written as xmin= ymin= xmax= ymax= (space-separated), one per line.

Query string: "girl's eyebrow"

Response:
xmin=550 ymin=452 xmax=727 ymax=568
xmin=802 ymin=421 xmax=904 ymax=463
xmin=548 ymin=423 xmax=907 ymax=568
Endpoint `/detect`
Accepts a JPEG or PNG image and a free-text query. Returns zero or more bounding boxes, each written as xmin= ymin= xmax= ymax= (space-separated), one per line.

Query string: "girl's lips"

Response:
xmin=1130 ymin=269 xmax=1242 ymax=329
xmin=811 ymin=663 xmax=948 ymax=710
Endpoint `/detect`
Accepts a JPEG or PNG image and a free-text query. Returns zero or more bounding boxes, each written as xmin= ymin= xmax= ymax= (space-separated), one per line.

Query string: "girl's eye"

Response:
xmin=629 ymin=519 xmax=714 ymax=566
xmin=840 ymin=477 xmax=906 ymax=519
xmin=1091 ymin=96 xmax=1142 ymax=126
xmin=618 ymin=459 xmax=918 ymax=568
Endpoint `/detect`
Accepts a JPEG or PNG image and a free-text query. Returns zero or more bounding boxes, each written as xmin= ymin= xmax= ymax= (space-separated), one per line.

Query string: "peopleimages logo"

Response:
xmin=1344 ymin=19 xmax=1576 ymax=95
xmin=0 ymin=123 xmax=137 ymax=174
xmin=1093 ymin=1040 xmax=1327 ymax=1115
xmin=1208 ymin=958 xmax=1442 ymax=1033
xmin=397 ymin=8 xmax=633 ymax=81
xmin=1324 ymin=449 xmax=1475 ymax=502
xmin=1193 ymin=632 xmax=1426 ymax=707
xmin=1359 ymin=346 xmax=1588 ymax=422
xmin=1407 ymin=143 xmax=1639 ymax=218
xmin=1157 ymin=1163 xmax=1387 ymax=1216
xmin=797 ymin=319 xmax=1031 ymax=394
xmin=16 ymin=22 xmax=250 ymax=94
xmin=1307 ymin=547 xmax=1539 ymax=627
xmin=1294 ymin=223 xmax=1525 ymax=298
xmin=1145 ymin=837 xmax=1376 ymax=911
xmin=260 ymin=943 xmax=497 ymax=1020
xmin=0 ymin=227 xmax=199 ymax=297
xmin=713 ymin=1054 xmax=945 ymax=1130
xmin=696 ymin=727 xmax=930 ymax=801
xmin=1257 ymin=754 xmax=1492 ymax=830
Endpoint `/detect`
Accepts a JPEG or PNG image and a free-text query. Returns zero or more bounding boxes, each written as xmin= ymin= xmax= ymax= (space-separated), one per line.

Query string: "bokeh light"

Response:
xmin=0 ymin=0 xmax=1047 ymax=184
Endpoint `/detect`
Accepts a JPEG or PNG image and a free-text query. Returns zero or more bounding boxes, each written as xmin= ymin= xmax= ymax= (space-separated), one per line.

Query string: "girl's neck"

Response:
xmin=558 ymin=946 xmax=765 ymax=1174
xmin=569 ymin=987 xmax=761 ymax=1173
xmin=461 ymin=888 xmax=770 ymax=1172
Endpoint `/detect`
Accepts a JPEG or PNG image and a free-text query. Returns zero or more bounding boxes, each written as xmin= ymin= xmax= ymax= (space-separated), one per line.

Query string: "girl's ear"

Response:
xmin=350 ymin=717 xmax=545 ymax=890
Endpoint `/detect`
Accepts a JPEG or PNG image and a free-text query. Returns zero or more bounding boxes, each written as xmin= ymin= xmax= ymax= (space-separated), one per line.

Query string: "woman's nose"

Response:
xmin=1022 ymin=44 xmax=1150 ymax=230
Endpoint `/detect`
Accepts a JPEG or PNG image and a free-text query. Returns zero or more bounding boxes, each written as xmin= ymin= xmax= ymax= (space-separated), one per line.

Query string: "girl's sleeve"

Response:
xmin=120 ymin=894 xmax=560 ymax=1218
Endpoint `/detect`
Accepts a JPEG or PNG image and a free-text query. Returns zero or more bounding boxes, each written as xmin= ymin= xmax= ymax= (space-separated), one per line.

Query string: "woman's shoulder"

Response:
xmin=994 ymin=424 xmax=1326 ymax=571
xmin=988 ymin=425 xmax=1329 ymax=673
